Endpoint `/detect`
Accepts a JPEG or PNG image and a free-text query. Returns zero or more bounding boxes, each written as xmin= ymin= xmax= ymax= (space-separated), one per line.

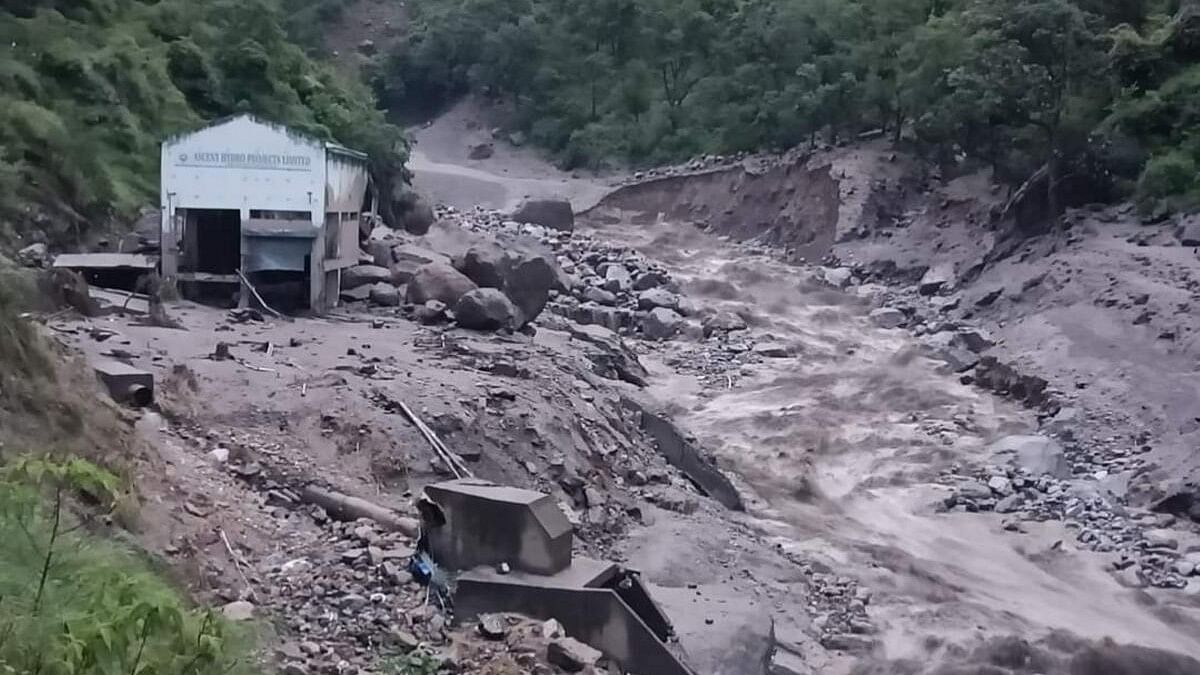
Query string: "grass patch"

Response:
xmin=0 ymin=457 xmax=259 ymax=674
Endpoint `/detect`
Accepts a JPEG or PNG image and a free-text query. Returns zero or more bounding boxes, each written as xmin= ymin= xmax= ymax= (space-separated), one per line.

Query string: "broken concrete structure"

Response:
xmin=420 ymin=479 xmax=696 ymax=675
xmin=422 ymin=480 xmax=572 ymax=575
xmin=93 ymin=360 xmax=153 ymax=407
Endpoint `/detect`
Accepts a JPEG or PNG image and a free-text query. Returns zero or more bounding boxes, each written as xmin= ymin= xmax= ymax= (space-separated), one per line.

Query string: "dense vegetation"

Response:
xmin=379 ymin=0 xmax=1200 ymax=212
xmin=0 ymin=0 xmax=405 ymax=247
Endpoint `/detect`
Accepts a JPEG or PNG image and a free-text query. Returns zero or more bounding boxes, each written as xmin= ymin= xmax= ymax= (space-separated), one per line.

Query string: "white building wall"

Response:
xmin=160 ymin=115 xmax=327 ymax=236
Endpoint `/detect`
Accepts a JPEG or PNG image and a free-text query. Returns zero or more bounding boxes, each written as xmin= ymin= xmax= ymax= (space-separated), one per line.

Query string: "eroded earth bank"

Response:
xmin=43 ymin=108 xmax=1200 ymax=675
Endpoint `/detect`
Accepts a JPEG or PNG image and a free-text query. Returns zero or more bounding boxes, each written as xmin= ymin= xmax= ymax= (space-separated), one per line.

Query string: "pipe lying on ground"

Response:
xmin=298 ymin=485 xmax=419 ymax=537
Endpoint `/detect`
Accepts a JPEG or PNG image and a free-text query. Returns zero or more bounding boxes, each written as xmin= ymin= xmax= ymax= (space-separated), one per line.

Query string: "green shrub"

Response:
xmin=0 ymin=457 xmax=259 ymax=675
xmin=1137 ymin=149 xmax=1200 ymax=211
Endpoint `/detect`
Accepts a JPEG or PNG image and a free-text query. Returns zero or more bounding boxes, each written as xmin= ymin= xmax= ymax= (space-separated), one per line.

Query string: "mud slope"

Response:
xmin=586 ymin=143 xmax=920 ymax=262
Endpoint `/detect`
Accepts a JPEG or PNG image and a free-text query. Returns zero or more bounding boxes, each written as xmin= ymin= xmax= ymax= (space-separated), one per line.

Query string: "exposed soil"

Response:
xmin=36 ymin=104 xmax=1200 ymax=675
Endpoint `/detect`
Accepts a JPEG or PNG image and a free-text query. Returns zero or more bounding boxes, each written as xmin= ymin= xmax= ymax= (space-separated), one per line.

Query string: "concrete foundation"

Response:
xmin=455 ymin=559 xmax=694 ymax=675
xmin=423 ymin=479 xmax=572 ymax=575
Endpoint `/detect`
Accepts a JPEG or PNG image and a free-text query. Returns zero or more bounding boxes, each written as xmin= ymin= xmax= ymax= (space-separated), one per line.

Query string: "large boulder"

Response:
xmin=405 ymin=262 xmax=478 ymax=306
xmin=511 ymin=198 xmax=574 ymax=233
xmin=342 ymin=265 xmax=393 ymax=290
xmin=392 ymin=189 xmax=435 ymax=235
xmin=391 ymin=244 xmax=447 ymax=285
xmin=989 ymin=435 xmax=1068 ymax=478
xmin=369 ymin=283 xmax=401 ymax=307
xmin=702 ymin=311 xmax=747 ymax=336
xmin=869 ymin=307 xmax=906 ymax=328
xmin=1178 ymin=214 xmax=1200 ymax=247
xmin=637 ymin=287 xmax=680 ymax=311
xmin=506 ymin=254 xmax=556 ymax=326
xmin=455 ymin=288 xmax=518 ymax=331
xmin=457 ymin=242 xmax=511 ymax=289
xmin=455 ymin=243 xmax=557 ymax=326
xmin=582 ymin=286 xmax=618 ymax=306
xmin=369 ymin=240 xmax=395 ymax=268
xmin=643 ymin=307 xmax=683 ymax=340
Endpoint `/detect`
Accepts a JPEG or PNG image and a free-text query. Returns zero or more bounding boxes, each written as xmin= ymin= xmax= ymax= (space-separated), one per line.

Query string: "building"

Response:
xmin=160 ymin=114 xmax=373 ymax=311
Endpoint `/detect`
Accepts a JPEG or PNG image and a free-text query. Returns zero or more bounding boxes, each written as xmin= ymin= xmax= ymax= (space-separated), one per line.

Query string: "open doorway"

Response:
xmin=182 ymin=209 xmax=241 ymax=275
xmin=177 ymin=208 xmax=241 ymax=306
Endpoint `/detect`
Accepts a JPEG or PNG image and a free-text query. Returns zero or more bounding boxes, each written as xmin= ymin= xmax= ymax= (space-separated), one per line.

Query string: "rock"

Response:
xmin=770 ymin=648 xmax=807 ymax=675
xmin=16 ymin=242 xmax=48 ymax=268
xmin=477 ymin=614 xmax=508 ymax=640
xmin=511 ymin=199 xmax=575 ymax=232
xmin=821 ymin=633 xmax=876 ymax=653
xmin=508 ymin=131 xmax=527 ymax=147
xmin=506 ymin=253 xmax=557 ymax=326
xmin=956 ymin=328 xmax=995 ymax=353
xmin=357 ymin=38 xmax=376 ymax=54
xmin=457 ymin=242 xmax=511 ymax=289
xmin=282 ymin=663 xmax=309 ymax=675
xmin=547 ymin=638 xmax=602 ymax=672
xmin=987 ymin=476 xmax=1013 ymax=495
xmin=989 ymin=435 xmax=1068 ymax=478
xmin=702 ymin=311 xmax=747 ymax=335
xmin=1173 ymin=561 xmax=1196 ymax=576
xmin=869 ymin=308 xmax=906 ymax=329
xmin=1177 ymin=214 xmax=1200 ymax=247
xmin=976 ymin=288 xmax=1004 ymax=307
xmin=637 ymin=287 xmax=680 ymax=311
xmin=957 ymin=480 xmax=994 ymax=501
xmin=396 ymin=194 xmax=435 ymax=235
xmin=643 ymin=307 xmax=683 ymax=340
xmin=391 ymin=245 xmax=447 ymax=284
xmin=995 ymin=494 xmax=1023 ymax=513
xmin=455 ymin=288 xmax=518 ymax=331
xmin=369 ymin=283 xmax=400 ymax=307
xmin=823 ymin=267 xmax=853 ymax=288
xmin=919 ymin=263 xmax=955 ymax=295
xmin=341 ymin=265 xmax=392 ymax=290
xmin=633 ymin=271 xmax=668 ymax=291
xmin=582 ymin=286 xmax=618 ymax=306
xmin=1144 ymin=529 xmax=1179 ymax=550
xmin=541 ymin=618 xmax=565 ymax=639
xmin=369 ymin=240 xmax=394 ymax=268
xmin=221 ymin=600 xmax=255 ymax=621
xmin=603 ymin=265 xmax=632 ymax=293
xmin=386 ymin=629 xmax=421 ymax=652
xmin=415 ymin=299 xmax=448 ymax=324
xmin=935 ymin=346 xmax=979 ymax=373
xmin=753 ymin=342 xmax=793 ymax=358
xmin=468 ymin=143 xmax=494 ymax=160
xmin=406 ymin=262 xmax=478 ymax=306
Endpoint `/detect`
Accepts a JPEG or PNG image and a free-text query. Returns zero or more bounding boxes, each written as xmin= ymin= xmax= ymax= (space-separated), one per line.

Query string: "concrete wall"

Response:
xmin=456 ymin=579 xmax=696 ymax=675
xmin=638 ymin=407 xmax=745 ymax=511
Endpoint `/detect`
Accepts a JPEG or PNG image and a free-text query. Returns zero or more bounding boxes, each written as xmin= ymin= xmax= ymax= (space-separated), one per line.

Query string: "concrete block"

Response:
xmin=94 ymin=360 xmax=153 ymax=407
xmin=423 ymin=479 xmax=573 ymax=575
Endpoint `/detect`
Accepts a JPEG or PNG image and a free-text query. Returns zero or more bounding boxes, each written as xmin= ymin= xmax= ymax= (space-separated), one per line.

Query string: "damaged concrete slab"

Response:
xmin=456 ymin=561 xmax=694 ymax=675
xmin=420 ymin=479 xmax=697 ymax=675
